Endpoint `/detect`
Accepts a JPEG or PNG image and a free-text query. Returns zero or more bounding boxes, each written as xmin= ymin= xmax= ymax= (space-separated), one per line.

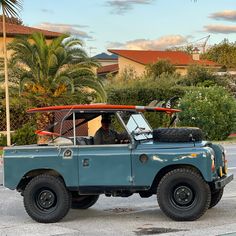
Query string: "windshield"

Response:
xmin=121 ymin=113 xmax=153 ymax=140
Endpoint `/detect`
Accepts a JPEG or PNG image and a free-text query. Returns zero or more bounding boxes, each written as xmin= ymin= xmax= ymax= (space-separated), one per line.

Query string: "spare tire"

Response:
xmin=153 ymin=127 xmax=203 ymax=142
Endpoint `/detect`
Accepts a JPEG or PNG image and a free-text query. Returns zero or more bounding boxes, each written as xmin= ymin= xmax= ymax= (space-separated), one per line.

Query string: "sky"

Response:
xmin=20 ymin=0 xmax=236 ymax=56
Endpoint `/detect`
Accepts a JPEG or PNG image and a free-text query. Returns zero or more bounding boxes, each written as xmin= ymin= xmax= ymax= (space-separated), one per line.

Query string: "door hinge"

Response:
xmin=128 ymin=176 xmax=134 ymax=183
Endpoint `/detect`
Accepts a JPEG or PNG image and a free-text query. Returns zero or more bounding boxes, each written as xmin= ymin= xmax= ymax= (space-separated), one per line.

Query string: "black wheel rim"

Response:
xmin=171 ymin=185 xmax=195 ymax=208
xmin=35 ymin=188 xmax=57 ymax=212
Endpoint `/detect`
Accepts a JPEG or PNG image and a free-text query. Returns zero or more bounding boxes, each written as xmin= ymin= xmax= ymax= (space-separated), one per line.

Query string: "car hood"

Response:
xmin=135 ymin=140 xmax=211 ymax=150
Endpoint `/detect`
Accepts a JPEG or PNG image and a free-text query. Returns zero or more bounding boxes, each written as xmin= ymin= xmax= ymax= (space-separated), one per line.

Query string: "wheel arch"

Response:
xmin=16 ymin=168 xmax=65 ymax=192
xmin=149 ymin=164 xmax=204 ymax=193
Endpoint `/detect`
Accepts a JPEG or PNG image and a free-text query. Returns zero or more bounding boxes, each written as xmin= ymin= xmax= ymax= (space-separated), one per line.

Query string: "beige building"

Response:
xmin=0 ymin=23 xmax=62 ymax=59
xmin=105 ymin=49 xmax=220 ymax=76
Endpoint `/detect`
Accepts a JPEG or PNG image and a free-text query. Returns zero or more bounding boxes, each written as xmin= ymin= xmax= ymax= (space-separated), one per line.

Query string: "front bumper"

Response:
xmin=213 ymin=174 xmax=233 ymax=190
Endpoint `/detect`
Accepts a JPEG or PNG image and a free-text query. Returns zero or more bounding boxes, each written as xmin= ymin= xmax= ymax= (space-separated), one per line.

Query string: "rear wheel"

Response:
xmin=209 ymin=188 xmax=224 ymax=209
xmin=71 ymin=193 xmax=99 ymax=209
xmin=23 ymin=174 xmax=71 ymax=223
xmin=157 ymin=168 xmax=211 ymax=221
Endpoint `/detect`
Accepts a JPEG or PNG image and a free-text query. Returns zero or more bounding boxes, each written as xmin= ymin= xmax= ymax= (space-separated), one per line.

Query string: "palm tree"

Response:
xmin=8 ymin=32 xmax=106 ymax=135
xmin=0 ymin=0 xmax=22 ymax=146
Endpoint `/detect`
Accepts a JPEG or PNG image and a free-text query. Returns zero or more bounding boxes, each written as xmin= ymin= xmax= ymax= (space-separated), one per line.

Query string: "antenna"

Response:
xmin=88 ymin=46 xmax=97 ymax=57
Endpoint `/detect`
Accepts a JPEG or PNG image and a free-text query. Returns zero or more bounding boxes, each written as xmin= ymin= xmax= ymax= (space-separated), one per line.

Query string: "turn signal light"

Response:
xmin=211 ymin=158 xmax=215 ymax=172
xmin=223 ymin=160 xmax=228 ymax=174
xmin=218 ymin=167 xmax=223 ymax=177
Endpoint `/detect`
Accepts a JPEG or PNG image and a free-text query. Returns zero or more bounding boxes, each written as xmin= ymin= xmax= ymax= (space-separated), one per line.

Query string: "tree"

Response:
xmin=202 ymin=39 xmax=236 ymax=70
xmin=179 ymin=64 xmax=217 ymax=87
xmin=0 ymin=0 xmax=22 ymax=146
xmin=167 ymin=45 xmax=194 ymax=55
xmin=8 ymin=32 xmax=106 ymax=133
xmin=145 ymin=60 xmax=176 ymax=78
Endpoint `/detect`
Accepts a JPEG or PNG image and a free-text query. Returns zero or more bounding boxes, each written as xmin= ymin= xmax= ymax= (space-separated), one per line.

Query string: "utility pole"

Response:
xmin=2 ymin=9 xmax=11 ymax=146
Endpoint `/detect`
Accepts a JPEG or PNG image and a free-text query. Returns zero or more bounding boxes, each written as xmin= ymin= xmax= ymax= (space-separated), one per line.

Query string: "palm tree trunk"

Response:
xmin=2 ymin=9 xmax=11 ymax=146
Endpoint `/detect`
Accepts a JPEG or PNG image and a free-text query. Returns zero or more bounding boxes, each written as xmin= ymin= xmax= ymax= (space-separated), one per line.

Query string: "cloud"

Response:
xmin=204 ymin=24 xmax=236 ymax=34
xmin=41 ymin=9 xmax=54 ymax=14
xmin=34 ymin=22 xmax=92 ymax=39
xmin=107 ymin=41 xmax=125 ymax=48
xmin=209 ymin=10 xmax=236 ymax=22
xmin=106 ymin=0 xmax=154 ymax=14
xmin=107 ymin=35 xmax=188 ymax=50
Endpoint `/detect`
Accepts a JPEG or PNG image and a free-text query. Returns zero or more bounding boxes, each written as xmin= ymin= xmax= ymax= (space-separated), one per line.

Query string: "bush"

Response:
xmin=178 ymin=86 xmax=236 ymax=140
xmin=145 ymin=60 xmax=175 ymax=78
xmin=0 ymin=133 xmax=7 ymax=146
xmin=12 ymin=122 xmax=37 ymax=145
xmin=178 ymin=65 xmax=218 ymax=87
xmin=106 ymin=75 xmax=185 ymax=128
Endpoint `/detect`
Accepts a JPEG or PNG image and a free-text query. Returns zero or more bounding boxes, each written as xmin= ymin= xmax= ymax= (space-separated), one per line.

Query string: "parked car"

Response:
xmin=3 ymin=104 xmax=233 ymax=223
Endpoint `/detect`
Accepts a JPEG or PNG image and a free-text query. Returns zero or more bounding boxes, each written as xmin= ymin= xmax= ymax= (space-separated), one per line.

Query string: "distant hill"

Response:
xmin=93 ymin=53 xmax=118 ymax=60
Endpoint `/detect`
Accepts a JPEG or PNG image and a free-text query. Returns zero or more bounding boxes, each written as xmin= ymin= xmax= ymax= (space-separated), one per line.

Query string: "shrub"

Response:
xmin=0 ymin=133 xmax=7 ymax=146
xmin=145 ymin=60 xmax=175 ymax=78
xmin=106 ymin=75 xmax=185 ymax=128
xmin=12 ymin=122 xmax=37 ymax=145
xmin=178 ymin=65 xmax=217 ymax=87
xmin=178 ymin=86 xmax=236 ymax=140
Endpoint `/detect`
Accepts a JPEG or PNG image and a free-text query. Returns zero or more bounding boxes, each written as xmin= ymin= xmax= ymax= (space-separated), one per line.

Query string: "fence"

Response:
xmin=0 ymin=108 xmax=33 ymax=133
xmin=0 ymin=109 xmax=88 ymax=136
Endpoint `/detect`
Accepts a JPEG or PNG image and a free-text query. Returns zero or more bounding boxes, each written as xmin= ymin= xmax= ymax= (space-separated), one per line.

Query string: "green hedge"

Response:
xmin=106 ymin=76 xmax=185 ymax=128
xmin=179 ymin=86 xmax=236 ymax=140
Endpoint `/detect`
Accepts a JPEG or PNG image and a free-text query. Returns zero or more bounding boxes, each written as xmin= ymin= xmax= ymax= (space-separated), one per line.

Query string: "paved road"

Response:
xmin=0 ymin=144 xmax=235 ymax=236
xmin=224 ymin=144 xmax=236 ymax=168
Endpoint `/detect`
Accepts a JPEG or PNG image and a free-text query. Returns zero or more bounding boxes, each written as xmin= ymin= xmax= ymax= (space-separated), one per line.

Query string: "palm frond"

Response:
xmin=63 ymin=37 xmax=83 ymax=48
xmin=1 ymin=0 xmax=22 ymax=18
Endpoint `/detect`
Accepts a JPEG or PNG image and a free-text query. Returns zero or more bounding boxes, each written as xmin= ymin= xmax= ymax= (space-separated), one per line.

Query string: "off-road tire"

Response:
xmin=157 ymin=168 xmax=211 ymax=221
xmin=153 ymin=127 xmax=203 ymax=142
xmin=23 ymin=174 xmax=71 ymax=223
xmin=209 ymin=188 xmax=224 ymax=209
xmin=71 ymin=193 xmax=99 ymax=209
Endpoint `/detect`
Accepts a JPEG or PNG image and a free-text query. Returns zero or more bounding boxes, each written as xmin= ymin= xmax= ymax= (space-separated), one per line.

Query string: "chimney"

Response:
xmin=192 ymin=47 xmax=200 ymax=61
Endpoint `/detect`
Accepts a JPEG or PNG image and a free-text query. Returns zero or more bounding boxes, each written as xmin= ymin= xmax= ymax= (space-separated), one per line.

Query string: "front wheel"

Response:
xmin=157 ymin=168 xmax=211 ymax=221
xmin=23 ymin=174 xmax=71 ymax=223
xmin=71 ymin=193 xmax=99 ymax=209
xmin=209 ymin=188 xmax=224 ymax=209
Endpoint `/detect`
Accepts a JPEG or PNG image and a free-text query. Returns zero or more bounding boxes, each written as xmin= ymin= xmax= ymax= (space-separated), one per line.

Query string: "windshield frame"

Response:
xmin=117 ymin=111 xmax=153 ymax=141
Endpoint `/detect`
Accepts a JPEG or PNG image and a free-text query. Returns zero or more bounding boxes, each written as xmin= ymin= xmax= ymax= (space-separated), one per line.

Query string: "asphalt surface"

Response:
xmin=0 ymin=144 xmax=235 ymax=236
xmin=224 ymin=144 xmax=236 ymax=168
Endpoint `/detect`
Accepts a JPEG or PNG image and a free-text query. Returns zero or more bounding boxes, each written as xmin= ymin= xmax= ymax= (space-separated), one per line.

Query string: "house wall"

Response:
xmin=175 ymin=67 xmax=188 ymax=75
xmin=118 ymin=56 xmax=189 ymax=76
xmin=119 ymin=56 xmax=146 ymax=77
xmin=0 ymin=37 xmax=14 ymax=58
xmin=88 ymin=116 xmax=101 ymax=136
xmin=0 ymin=37 xmax=54 ymax=59
xmin=98 ymin=59 xmax=118 ymax=67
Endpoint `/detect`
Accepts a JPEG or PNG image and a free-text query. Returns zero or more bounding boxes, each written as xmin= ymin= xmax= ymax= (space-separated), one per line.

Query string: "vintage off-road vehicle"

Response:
xmin=3 ymin=104 xmax=233 ymax=223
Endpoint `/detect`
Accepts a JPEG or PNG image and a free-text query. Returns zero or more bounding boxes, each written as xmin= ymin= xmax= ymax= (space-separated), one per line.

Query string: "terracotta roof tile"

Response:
xmin=0 ymin=23 xmax=61 ymax=38
xmin=108 ymin=49 xmax=218 ymax=66
xmin=97 ymin=64 xmax=119 ymax=74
